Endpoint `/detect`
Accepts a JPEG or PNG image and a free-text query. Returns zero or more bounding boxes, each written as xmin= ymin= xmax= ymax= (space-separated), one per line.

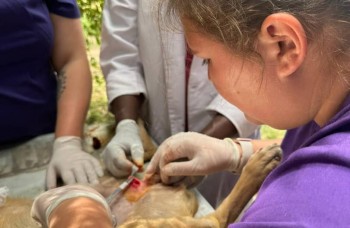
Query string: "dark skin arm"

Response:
xmin=201 ymin=113 xmax=238 ymax=139
xmin=110 ymin=95 xmax=144 ymax=124
xmin=203 ymin=115 xmax=283 ymax=156
xmin=111 ymin=95 xmax=237 ymax=139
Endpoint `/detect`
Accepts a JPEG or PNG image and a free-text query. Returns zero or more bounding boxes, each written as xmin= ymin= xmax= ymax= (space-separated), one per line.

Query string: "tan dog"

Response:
xmin=0 ymin=121 xmax=281 ymax=227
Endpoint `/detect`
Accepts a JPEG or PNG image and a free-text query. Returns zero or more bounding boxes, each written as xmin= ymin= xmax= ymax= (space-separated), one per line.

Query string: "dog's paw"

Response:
xmin=241 ymin=144 xmax=282 ymax=186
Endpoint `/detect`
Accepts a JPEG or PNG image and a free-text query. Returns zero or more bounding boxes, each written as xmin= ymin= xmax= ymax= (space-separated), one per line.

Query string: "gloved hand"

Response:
xmin=102 ymin=119 xmax=144 ymax=178
xmin=46 ymin=136 xmax=104 ymax=189
xmin=31 ymin=185 xmax=113 ymax=227
xmin=144 ymin=132 xmax=245 ymax=185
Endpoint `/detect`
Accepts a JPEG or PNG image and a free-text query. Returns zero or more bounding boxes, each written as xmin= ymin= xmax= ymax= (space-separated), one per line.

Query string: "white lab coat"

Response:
xmin=100 ymin=0 xmax=258 ymax=145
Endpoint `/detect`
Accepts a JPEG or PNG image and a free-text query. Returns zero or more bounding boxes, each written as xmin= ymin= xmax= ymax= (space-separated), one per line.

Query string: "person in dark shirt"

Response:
xmin=0 ymin=0 xmax=103 ymax=190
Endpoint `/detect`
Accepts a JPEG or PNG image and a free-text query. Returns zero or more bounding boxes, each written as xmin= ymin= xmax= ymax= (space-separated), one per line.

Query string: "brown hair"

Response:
xmin=159 ymin=0 xmax=350 ymax=78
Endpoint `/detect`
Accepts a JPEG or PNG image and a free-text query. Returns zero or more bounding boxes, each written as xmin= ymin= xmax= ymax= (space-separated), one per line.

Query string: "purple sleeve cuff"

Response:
xmin=46 ymin=0 xmax=80 ymax=18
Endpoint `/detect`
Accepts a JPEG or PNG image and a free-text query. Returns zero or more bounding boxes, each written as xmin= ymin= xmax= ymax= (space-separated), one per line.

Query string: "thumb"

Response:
xmin=46 ymin=166 xmax=57 ymax=189
xmin=144 ymin=150 xmax=162 ymax=181
xmin=131 ymin=144 xmax=144 ymax=167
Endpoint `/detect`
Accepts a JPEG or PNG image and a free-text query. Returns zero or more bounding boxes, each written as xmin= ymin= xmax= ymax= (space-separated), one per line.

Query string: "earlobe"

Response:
xmin=258 ymin=13 xmax=307 ymax=78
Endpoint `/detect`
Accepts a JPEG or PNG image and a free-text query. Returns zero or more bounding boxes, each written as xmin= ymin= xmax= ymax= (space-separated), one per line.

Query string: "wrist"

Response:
xmin=233 ymin=138 xmax=254 ymax=173
xmin=223 ymin=138 xmax=254 ymax=173
xmin=53 ymin=136 xmax=82 ymax=151
xmin=116 ymin=119 xmax=139 ymax=134
xmin=223 ymin=138 xmax=240 ymax=172
xmin=54 ymin=136 xmax=82 ymax=145
xmin=117 ymin=119 xmax=137 ymax=127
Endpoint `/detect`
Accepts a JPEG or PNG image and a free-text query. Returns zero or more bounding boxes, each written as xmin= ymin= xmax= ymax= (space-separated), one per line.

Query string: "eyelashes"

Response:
xmin=202 ymin=59 xmax=210 ymax=66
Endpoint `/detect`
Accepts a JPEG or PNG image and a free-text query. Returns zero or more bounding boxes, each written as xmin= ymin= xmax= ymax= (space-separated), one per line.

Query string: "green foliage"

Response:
xmin=85 ymin=44 xmax=112 ymax=124
xmin=77 ymin=0 xmax=104 ymax=46
xmin=260 ymin=125 xmax=286 ymax=140
xmin=77 ymin=0 xmax=111 ymax=124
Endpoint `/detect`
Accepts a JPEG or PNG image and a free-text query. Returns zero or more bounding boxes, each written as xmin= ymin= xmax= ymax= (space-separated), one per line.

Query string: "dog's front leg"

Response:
xmin=214 ymin=144 xmax=282 ymax=227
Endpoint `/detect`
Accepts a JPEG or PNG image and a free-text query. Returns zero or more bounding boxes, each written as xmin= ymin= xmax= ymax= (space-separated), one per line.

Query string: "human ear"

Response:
xmin=257 ymin=13 xmax=307 ymax=78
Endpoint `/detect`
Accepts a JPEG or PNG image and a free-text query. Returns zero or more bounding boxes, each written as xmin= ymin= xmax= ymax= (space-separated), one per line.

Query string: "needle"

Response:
xmin=106 ymin=165 xmax=139 ymax=206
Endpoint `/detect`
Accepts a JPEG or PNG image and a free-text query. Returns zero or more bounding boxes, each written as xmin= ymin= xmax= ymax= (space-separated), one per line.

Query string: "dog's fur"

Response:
xmin=0 ymin=122 xmax=281 ymax=227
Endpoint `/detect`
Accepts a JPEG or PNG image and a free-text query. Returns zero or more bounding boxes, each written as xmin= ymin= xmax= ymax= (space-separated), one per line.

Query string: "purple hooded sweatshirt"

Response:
xmin=230 ymin=95 xmax=350 ymax=228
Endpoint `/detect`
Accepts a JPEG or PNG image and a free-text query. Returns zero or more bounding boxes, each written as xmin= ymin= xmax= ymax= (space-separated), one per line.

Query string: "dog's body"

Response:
xmin=0 ymin=122 xmax=281 ymax=227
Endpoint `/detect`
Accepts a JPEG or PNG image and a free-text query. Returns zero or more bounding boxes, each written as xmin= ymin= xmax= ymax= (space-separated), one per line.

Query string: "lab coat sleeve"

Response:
xmin=100 ymin=0 xmax=147 ymax=105
xmin=206 ymin=95 xmax=259 ymax=138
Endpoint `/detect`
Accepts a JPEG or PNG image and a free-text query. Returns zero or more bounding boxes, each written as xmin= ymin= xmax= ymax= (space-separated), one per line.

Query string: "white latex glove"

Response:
xmin=31 ymin=185 xmax=113 ymax=228
xmin=145 ymin=132 xmax=243 ymax=185
xmin=102 ymin=119 xmax=144 ymax=178
xmin=46 ymin=136 xmax=104 ymax=189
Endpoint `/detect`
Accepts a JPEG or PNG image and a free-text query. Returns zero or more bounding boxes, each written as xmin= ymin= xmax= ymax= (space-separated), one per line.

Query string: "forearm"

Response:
xmin=110 ymin=95 xmax=144 ymax=124
xmin=48 ymin=197 xmax=112 ymax=228
xmin=50 ymin=15 xmax=92 ymax=138
xmin=55 ymin=58 xmax=92 ymax=138
xmin=201 ymin=113 xmax=238 ymax=139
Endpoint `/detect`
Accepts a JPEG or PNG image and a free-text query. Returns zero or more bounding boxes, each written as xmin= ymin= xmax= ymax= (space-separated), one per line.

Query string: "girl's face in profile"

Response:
xmin=183 ymin=25 xmax=272 ymax=125
xmin=182 ymin=18 xmax=314 ymax=129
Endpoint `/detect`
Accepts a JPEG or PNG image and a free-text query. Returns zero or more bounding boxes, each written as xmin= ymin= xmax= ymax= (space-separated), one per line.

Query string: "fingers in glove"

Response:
xmin=84 ymin=162 xmax=99 ymax=185
xmin=162 ymin=175 xmax=186 ymax=185
xmin=61 ymin=170 xmax=77 ymax=185
xmin=103 ymin=146 xmax=132 ymax=178
xmin=73 ymin=166 xmax=89 ymax=184
xmin=90 ymin=156 xmax=104 ymax=177
xmin=158 ymin=141 xmax=193 ymax=174
xmin=144 ymin=173 xmax=161 ymax=185
xmin=130 ymin=144 xmax=144 ymax=167
xmin=144 ymin=136 xmax=184 ymax=179
xmin=162 ymin=159 xmax=206 ymax=177
xmin=46 ymin=166 xmax=57 ymax=190
xmin=113 ymin=148 xmax=134 ymax=172
xmin=144 ymin=147 xmax=162 ymax=181
xmin=105 ymin=157 xmax=130 ymax=178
